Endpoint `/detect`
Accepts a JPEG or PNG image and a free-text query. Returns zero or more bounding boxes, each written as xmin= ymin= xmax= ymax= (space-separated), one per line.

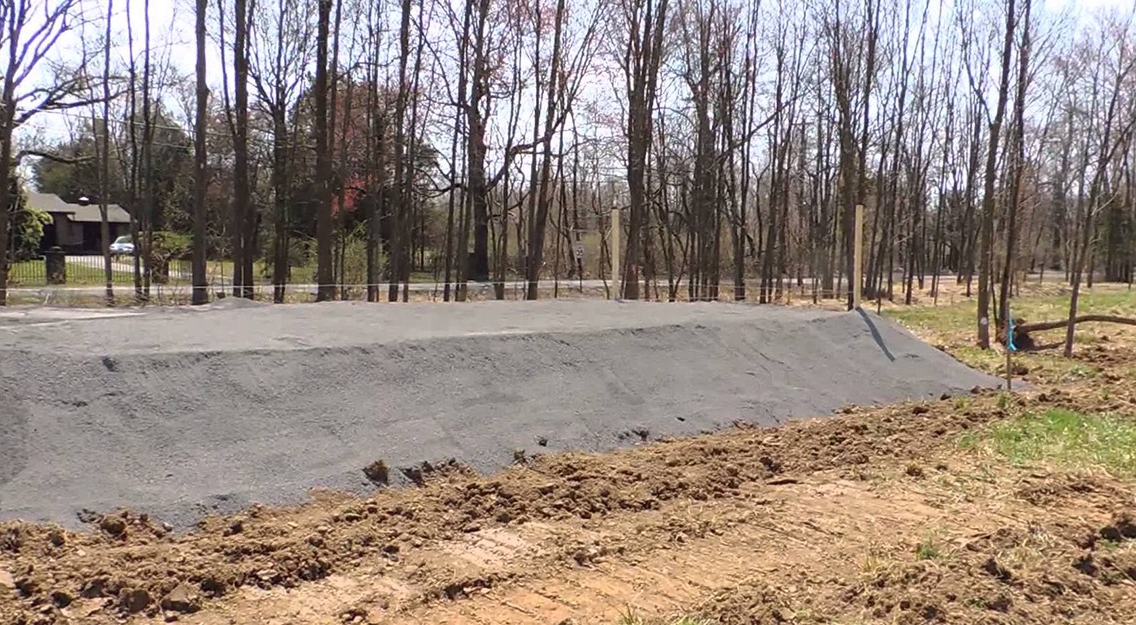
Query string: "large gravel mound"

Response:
xmin=0 ymin=301 xmax=1001 ymax=528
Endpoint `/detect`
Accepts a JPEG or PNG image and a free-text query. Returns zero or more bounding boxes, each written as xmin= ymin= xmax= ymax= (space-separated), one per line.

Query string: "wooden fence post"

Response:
xmin=611 ymin=206 xmax=620 ymax=301
xmin=853 ymin=203 xmax=864 ymax=310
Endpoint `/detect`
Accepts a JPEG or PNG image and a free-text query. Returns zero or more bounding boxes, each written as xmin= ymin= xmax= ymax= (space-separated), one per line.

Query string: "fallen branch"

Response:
xmin=1015 ymin=314 xmax=1136 ymax=334
xmin=1009 ymin=315 xmax=1136 ymax=351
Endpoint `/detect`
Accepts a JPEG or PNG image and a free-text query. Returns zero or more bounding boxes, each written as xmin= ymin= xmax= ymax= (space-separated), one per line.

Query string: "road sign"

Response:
xmin=572 ymin=241 xmax=585 ymax=261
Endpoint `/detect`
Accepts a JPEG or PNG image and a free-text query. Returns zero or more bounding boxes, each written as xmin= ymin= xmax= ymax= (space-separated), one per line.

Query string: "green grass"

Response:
xmin=887 ymin=289 xmax=1136 ymax=336
xmin=8 ymin=260 xmax=136 ymax=286
xmin=886 ymin=289 xmax=1136 ymax=382
xmin=961 ymin=408 xmax=1136 ymax=474
xmin=886 ymin=300 xmax=975 ymax=335
xmin=205 ymin=259 xmax=443 ymax=286
xmin=616 ymin=609 xmax=714 ymax=625
xmin=9 ymin=257 xmax=447 ymax=289
xmin=887 ymin=289 xmax=1136 ymax=347
xmin=914 ymin=536 xmax=944 ymax=561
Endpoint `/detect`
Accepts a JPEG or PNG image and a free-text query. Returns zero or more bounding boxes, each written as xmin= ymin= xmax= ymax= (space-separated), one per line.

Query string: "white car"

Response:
xmin=109 ymin=235 xmax=135 ymax=256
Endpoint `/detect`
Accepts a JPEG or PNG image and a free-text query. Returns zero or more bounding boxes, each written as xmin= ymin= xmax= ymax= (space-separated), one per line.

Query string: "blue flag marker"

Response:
xmin=1007 ymin=314 xmax=1017 ymax=352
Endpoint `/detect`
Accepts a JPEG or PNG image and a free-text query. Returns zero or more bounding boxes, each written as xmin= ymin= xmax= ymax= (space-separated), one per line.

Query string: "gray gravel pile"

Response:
xmin=0 ymin=301 xmax=1002 ymax=528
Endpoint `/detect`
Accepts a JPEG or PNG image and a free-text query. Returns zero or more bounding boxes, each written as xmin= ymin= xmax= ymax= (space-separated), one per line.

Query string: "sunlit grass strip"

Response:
xmin=961 ymin=409 xmax=1136 ymax=475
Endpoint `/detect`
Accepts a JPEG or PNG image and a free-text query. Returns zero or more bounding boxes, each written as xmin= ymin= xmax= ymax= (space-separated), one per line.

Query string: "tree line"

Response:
xmin=2 ymin=0 xmax=1135 ymax=350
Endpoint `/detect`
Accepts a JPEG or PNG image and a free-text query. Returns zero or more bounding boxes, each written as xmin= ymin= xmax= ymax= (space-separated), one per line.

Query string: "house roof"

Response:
xmin=27 ymin=192 xmax=132 ymax=224
xmin=67 ymin=203 xmax=133 ymax=224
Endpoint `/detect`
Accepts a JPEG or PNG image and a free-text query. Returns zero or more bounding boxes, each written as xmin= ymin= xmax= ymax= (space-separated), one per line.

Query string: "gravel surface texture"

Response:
xmin=0 ymin=300 xmax=1001 ymax=528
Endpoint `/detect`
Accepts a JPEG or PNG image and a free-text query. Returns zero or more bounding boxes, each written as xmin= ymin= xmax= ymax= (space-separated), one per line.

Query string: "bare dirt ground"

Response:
xmin=3 ymin=285 xmax=1136 ymax=625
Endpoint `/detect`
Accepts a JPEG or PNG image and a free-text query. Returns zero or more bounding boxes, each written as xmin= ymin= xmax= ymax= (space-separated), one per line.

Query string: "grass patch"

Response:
xmin=62 ymin=262 xmax=137 ymax=285
xmin=914 ymin=537 xmax=944 ymax=561
xmin=858 ymin=545 xmax=893 ymax=575
xmin=961 ymin=409 xmax=1136 ymax=474
xmin=887 ymin=289 xmax=1136 ymax=338
xmin=887 ymin=302 xmax=975 ymax=335
xmin=887 ymin=288 xmax=1136 ymax=382
xmin=8 ymin=260 xmax=136 ymax=286
xmin=616 ymin=610 xmax=714 ymax=625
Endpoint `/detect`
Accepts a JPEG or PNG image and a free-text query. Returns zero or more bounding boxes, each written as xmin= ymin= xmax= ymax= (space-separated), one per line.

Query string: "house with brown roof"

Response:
xmin=28 ymin=192 xmax=133 ymax=254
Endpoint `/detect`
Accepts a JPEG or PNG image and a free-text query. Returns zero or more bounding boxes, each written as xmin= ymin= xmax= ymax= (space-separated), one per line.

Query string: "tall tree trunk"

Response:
xmin=401 ymin=8 xmax=427 ymax=302
xmin=0 ymin=120 xmax=11 ymax=306
xmin=389 ymin=0 xmax=412 ymax=301
xmin=99 ymin=0 xmax=115 ymax=306
xmin=442 ymin=0 xmax=470 ymax=302
xmin=465 ymin=0 xmax=492 ymax=283
xmin=526 ymin=0 xmax=567 ymax=301
xmin=192 ymin=0 xmax=209 ymax=305
xmin=272 ymin=105 xmax=289 ymax=303
xmin=976 ymin=0 xmax=1016 ymax=348
xmin=231 ymin=0 xmax=253 ymax=299
xmin=999 ymin=0 xmax=1032 ymax=328
xmin=314 ymin=0 xmax=334 ymax=301
xmin=142 ymin=0 xmax=155 ymax=298
xmin=623 ymin=0 xmax=669 ymax=300
xmin=126 ymin=0 xmax=142 ymax=300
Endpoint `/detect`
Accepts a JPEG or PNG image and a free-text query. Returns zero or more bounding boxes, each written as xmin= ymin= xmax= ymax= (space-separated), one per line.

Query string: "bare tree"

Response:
xmin=249 ymin=0 xmax=314 ymax=303
xmin=999 ymin=0 xmax=1032 ymax=328
xmin=0 ymin=0 xmax=96 ymax=305
xmin=314 ymin=0 xmax=333 ymax=301
xmin=1063 ymin=15 xmax=1136 ymax=355
xmin=193 ymin=0 xmax=209 ymax=304
xmin=970 ymin=0 xmax=1017 ymax=348
xmin=619 ymin=0 xmax=668 ymax=300
xmin=229 ymin=0 xmax=253 ymax=298
xmin=98 ymin=0 xmax=114 ymax=304
xmin=388 ymin=0 xmax=411 ymax=301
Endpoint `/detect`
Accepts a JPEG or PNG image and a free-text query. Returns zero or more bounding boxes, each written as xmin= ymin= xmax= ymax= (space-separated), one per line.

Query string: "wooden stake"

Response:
xmin=1005 ymin=344 xmax=1012 ymax=391
xmin=853 ymin=203 xmax=864 ymax=310
xmin=611 ymin=206 xmax=621 ymax=301
xmin=1005 ymin=315 xmax=1013 ymax=391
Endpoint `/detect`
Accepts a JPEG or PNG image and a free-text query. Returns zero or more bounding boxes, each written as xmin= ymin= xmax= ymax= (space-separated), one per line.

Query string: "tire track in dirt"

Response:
xmin=173 ymin=475 xmax=1016 ymax=624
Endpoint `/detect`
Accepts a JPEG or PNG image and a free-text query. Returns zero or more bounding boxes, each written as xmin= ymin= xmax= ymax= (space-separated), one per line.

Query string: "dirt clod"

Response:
xmin=1 ymin=527 xmax=20 ymax=552
xmin=363 ymin=460 xmax=390 ymax=485
xmin=119 ymin=587 xmax=152 ymax=614
xmin=1099 ymin=512 xmax=1136 ymax=541
xmin=160 ymin=583 xmax=199 ymax=614
xmin=98 ymin=515 xmax=127 ymax=538
xmin=14 ymin=576 xmax=41 ymax=598
xmin=340 ymin=606 xmax=369 ymax=623
xmin=49 ymin=589 xmax=73 ymax=607
xmin=46 ymin=529 xmax=65 ymax=547
xmin=224 ymin=519 xmax=244 ymax=536
xmin=1074 ymin=554 xmax=1099 ymax=576
xmin=758 ymin=455 xmax=782 ymax=473
xmin=198 ymin=576 xmax=227 ymax=598
xmin=982 ymin=556 xmax=1014 ymax=582
xmin=986 ymin=594 xmax=1012 ymax=612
